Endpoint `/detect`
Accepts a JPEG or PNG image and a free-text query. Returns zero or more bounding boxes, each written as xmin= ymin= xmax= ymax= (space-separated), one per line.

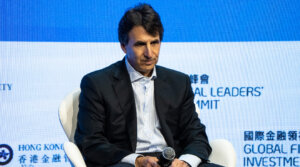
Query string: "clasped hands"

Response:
xmin=135 ymin=156 xmax=189 ymax=167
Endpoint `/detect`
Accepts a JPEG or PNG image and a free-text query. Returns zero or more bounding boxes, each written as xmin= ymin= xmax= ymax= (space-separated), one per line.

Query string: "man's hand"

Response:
xmin=169 ymin=158 xmax=190 ymax=167
xmin=135 ymin=156 xmax=160 ymax=167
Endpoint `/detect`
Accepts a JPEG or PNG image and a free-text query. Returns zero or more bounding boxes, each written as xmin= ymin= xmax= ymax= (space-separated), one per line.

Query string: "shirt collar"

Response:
xmin=125 ymin=56 xmax=157 ymax=82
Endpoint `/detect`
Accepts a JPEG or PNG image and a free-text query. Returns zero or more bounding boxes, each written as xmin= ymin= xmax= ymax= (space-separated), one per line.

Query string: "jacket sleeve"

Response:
xmin=177 ymin=75 xmax=212 ymax=162
xmin=74 ymin=75 xmax=131 ymax=166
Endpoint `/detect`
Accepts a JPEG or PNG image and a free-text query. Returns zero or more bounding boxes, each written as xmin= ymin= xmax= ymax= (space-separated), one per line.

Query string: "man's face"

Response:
xmin=121 ymin=26 xmax=161 ymax=77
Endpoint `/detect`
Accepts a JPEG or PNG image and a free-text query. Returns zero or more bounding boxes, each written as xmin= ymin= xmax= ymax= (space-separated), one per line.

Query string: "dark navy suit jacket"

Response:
xmin=75 ymin=58 xmax=211 ymax=166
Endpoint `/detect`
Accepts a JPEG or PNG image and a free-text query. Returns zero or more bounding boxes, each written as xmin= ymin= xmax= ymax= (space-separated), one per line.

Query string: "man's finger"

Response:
xmin=170 ymin=158 xmax=189 ymax=167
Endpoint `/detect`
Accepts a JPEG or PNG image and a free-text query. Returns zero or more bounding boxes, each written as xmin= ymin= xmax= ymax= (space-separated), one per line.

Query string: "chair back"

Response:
xmin=59 ymin=89 xmax=81 ymax=142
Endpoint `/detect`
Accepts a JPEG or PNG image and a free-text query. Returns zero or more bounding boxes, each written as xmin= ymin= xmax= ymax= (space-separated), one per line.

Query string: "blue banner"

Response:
xmin=1 ymin=0 xmax=299 ymax=42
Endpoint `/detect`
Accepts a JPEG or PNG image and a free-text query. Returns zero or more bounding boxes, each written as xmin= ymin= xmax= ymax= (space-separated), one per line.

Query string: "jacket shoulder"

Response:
xmin=82 ymin=60 xmax=122 ymax=81
xmin=156 ymin=65 xmax=189 ymax=80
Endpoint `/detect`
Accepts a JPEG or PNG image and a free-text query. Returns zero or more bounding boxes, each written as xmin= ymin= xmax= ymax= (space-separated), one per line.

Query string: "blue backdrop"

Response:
xmin=1 ymin=0 xmax=299 ymax=42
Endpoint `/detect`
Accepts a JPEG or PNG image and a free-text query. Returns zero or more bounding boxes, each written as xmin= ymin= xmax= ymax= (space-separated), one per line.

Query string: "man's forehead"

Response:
xmin=128 ymin=26 xmax=160 ymax=42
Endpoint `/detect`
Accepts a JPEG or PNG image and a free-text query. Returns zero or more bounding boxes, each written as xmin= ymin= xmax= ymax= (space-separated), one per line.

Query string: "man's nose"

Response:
xmin=144 ymin=44 xmax=153 ymax=59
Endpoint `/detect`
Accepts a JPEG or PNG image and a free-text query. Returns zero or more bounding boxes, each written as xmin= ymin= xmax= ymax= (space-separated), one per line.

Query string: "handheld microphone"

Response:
xmin=158 ymin=147 xmax=176 ymax=167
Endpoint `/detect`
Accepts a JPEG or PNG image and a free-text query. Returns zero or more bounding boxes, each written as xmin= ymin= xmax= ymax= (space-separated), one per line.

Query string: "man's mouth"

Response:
xmin=143 ymin=60 xmax=155 ymax=65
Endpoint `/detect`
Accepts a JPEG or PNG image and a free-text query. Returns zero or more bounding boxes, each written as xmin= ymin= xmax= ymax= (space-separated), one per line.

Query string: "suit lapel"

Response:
xmin=112 ymin=59 xmax=137 ymax=152
xmin=154 ymin=67 xmax=175 ymax=147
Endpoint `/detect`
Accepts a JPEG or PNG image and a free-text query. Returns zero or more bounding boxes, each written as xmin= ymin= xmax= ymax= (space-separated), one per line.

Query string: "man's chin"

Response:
xmin=138 ymin=67 xmax=155 ymax=76
xmin=144 ymin=66 xmax=155 ymax=71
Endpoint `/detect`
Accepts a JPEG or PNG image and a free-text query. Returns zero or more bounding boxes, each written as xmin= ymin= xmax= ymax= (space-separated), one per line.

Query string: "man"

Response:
xmin=75 ymin=4 xmax=222 ymax=167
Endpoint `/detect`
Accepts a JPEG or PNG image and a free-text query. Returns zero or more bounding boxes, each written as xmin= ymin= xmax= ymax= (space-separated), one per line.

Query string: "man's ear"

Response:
xmin=120 ymin=43 xmax=126 ymax=53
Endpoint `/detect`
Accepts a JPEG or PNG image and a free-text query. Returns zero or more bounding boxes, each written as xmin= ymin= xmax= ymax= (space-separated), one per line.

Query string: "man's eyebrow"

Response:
xmin=134 ymin=39 xmax=160 ymax=46
xmin=134 ymin=41 xmax=146 ymax=46
xmin=151 ymin=39 xmax=160 ymax=44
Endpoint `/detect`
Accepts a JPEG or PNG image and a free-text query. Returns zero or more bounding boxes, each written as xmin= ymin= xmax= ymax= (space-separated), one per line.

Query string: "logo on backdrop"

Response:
xmin=0 ymin=83 xmax=12 ymax=91
xmin=190 ymin=74 xmax=264 ymax=110
xmin=200 ymin=74 xmax=209 ymax=84
xmin=0 ymin=144 xmax=13 ymax=165
xmin=243 ymin=130 xmax=300 ymax=166
xmin=17 ymin=143 xmax=70 ymax=166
